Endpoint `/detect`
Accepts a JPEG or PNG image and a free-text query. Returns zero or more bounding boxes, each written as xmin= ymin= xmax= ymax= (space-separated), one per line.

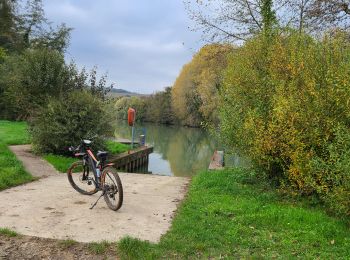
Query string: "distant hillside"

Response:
xmin=108 ymin=88 xmax=145 ymax=97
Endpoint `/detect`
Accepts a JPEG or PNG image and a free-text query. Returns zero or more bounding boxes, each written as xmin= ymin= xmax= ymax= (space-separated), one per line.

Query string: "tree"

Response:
xmin=144 ymin=87 xmax=176 ymax=124
xmin=306 ymin=0 xmax=350 ymax=32
xmin=0 ymin=48 xmax=69 ymax=119
xmin=172 ymin=44 xmax=233 ymax=127
xmin=186 ymin=0 xmax=350 ymax=43
xmin=0 ymin=0 xmax=72 ymax=53
xmin=185 ymin=0 xmax=281 ymax=42
xmin=172 ymin=62 xmax=203 ymax=127
xmin=18 ymin=0 xmax=72 ymax=52
xmin=115 ymin=96 xmax=146 ymax=122
xmin=0 ymin=0 xmax=21 ymax=51
xmin=0 ymin=49 xmax=113 ymax=120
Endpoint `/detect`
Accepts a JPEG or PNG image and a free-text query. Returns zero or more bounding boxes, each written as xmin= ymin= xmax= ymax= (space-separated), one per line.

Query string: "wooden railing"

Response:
xmin=108 ymin=146 xmax=153 ymax=173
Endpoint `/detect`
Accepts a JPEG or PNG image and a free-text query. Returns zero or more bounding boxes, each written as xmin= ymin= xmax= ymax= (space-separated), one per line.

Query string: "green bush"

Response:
xmin=220 ymin=32 xmax=350 ymax=217
xmin=0 ymin=49 xmax=69 ymax=119
xmin=30 ymin=90 xmax=114 ymax=155
xmin=0 ymin=48 xmax=112 ymax=120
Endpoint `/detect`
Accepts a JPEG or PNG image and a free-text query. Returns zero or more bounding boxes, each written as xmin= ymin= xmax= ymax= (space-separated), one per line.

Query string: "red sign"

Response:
xmin=128 ymin=108 xmax=136 ymax=126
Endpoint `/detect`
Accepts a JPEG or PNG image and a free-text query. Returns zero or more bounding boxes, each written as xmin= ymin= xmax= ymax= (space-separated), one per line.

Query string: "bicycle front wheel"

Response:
xmin=67 ymin=161 xmax=98 ymax=195
xmin=101 ymin=167 xmax=123 ymax=211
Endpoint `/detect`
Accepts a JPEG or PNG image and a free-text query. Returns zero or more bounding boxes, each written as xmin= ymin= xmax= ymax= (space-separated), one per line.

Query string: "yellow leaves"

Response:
xmin=221 ymin=33 xmax=350 ymax=214
xmin=172 ymin=43 xmax=233 ymax=126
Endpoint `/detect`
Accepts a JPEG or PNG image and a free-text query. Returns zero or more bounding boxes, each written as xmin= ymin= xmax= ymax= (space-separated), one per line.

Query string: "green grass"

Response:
xmin=43 ymin=154 xmax=77 ymax=173
xmin=117 ymin=168 xmax=350 ymax=259
xmin=0 ymin=121 xmax=34 ymax=190
xmin=0 ymin=120 xmax=30 ymax=145
xmin=105 ymin=140 xmax=129 ymax=154
xmin=58 ymin=239 xmax=78 ymax=249
xmin=0 ymin=228 xmax=19 ymax=237
xmin=0 ymin=143 xmax=35 ymax=190
xmin=88 ymin=240 xmax=113 ymax=254
xmin=44 ymin=141 xmax=129 ymax=173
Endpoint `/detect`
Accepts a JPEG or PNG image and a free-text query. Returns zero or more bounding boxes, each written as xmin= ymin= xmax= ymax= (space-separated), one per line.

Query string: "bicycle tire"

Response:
xmin=101 ymin=167 xmax=123 ymax=211
xmin=67 ymin=161 xmax=98 ymax=195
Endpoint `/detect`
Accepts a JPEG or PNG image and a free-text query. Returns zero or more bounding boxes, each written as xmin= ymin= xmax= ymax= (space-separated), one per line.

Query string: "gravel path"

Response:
xmin=0 ymin=145 xmax=189 ymax=243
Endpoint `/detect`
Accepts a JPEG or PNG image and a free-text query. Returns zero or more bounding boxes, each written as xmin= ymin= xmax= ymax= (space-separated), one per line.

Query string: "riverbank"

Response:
xmin=0 ymin=169 xmax=350 ymax=259
xmin=117 ymin=168 xmax=350 ymax=259
xmin=1 ymin=166 xmax=349 ymax=259
xmin=1 ymin=120 xmax=349 ymax=258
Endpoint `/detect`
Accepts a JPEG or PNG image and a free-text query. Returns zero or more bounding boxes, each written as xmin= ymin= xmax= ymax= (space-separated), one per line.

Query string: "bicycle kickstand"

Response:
xmin=90 ymin=191 xmax=105 ymax=210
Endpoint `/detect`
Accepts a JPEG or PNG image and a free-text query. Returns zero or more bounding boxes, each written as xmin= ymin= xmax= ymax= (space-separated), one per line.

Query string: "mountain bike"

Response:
xmin=67 ymin=139 xmax=123 ymax=211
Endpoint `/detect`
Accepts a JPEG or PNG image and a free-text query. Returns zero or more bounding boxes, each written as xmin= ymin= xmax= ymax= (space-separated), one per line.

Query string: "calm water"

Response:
xmin=114 ymin=121 xmax=249 ymax=177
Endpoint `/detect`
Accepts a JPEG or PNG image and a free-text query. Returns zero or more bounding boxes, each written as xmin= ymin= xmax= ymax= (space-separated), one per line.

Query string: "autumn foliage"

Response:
xmin=220 ymin=32 xmax=350 ymax=217
xmin=114 ymin=44 xmax=233 ymax=127
xmin=172 ymin=44 xmax=233 ymax=127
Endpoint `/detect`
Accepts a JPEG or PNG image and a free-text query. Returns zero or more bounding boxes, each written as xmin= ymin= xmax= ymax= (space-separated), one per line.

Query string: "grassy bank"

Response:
xmin=0 ymin=120 xmax=30 ymax=145
xmin=44 ymin=141 xmax=129 ymax=173
xmin=105 ymin=141 xmax=129 ymax=154
xmin=0 ymin=143 xmax=34 ymax=190
xmin=0 ymin=121 xmax=34 ymax=190
xmin=0 ymin=120 xmax=129 ymax=174
xmin=117 ymin=168 xmax=350 ymax=259
xmin=43 ymin=154 xmax=77 ymax=173
xmin=0 ymin=120 xmax=129 ymax=186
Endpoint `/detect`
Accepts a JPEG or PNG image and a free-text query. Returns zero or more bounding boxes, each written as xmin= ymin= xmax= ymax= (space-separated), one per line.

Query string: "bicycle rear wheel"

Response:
xmin=67 ymin=161 xmax=98 ymax=195
xmin=101 ymin=167 xmax=123 ymax=211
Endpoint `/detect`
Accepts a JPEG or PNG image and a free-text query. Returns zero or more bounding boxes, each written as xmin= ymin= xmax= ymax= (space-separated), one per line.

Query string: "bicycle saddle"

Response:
xmin=97 ymin=151 xmax=108 ymax=160
xmin=83 ymin=139 xmax=92 ymax=145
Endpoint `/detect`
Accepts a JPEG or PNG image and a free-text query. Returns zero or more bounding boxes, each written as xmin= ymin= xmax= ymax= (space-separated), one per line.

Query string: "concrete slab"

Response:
xmin=0 ymin=146 xmax=189 ymax=243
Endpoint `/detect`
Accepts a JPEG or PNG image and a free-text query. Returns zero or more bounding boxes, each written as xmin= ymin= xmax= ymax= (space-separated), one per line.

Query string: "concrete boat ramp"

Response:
xmin=0 ymin=145 xmax=189 ymax=243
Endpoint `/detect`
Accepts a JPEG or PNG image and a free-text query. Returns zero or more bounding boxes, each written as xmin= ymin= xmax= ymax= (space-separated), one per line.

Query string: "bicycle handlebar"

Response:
xmin=68 ymin=145 xmax=80 ymax=152
xmin=68 ymin=134 xmax=99 ymax=153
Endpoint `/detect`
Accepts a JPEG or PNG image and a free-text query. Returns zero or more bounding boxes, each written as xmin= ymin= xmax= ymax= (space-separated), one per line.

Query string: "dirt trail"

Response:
xmin=0 ymin=145 xmax=189 ymax=243
xmin=0 ymin=234 xmax=118 ymax=260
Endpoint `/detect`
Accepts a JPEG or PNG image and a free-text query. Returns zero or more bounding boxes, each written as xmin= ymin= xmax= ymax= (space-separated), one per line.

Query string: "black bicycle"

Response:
xmin=67 ymin=139 xmax=123 ymax=211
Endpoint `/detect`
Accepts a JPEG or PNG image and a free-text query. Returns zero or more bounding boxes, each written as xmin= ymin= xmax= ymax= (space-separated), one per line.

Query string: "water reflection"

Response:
xmin=114 ymin=121 xmax=216 ymax=176
xmin=113 ymin=121 xmax=250 ymax=177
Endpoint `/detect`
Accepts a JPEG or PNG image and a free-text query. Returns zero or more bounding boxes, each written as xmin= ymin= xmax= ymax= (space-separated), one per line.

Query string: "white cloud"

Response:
xmin=45 ymin=1 xmax=88 ymax=22
xmin=105 ymin=37 xmax=184 ymax=54
xmin=43 ymin=0 xmax=201 ymax=94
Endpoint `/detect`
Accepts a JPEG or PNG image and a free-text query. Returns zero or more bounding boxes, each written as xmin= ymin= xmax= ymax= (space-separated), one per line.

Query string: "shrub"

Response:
xmin=220 ymin=32 xmax=350 ymax=217
xmin=30 ymin=90 xmax=114 ymax=155
xmin=0 ymin=48 xmax=113 ymax=120
xmin=0 ymin=49 xmax=68 ymax=119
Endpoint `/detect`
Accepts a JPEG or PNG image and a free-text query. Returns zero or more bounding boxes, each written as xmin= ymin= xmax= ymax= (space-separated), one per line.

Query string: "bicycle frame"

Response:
xmin=68 ymin=139 xmax=123 ymax=211
xmin=74 ymin=146 xmax=114 ymax=189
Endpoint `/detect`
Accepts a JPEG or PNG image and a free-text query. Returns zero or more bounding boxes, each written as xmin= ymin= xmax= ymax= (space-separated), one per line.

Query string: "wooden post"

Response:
xmin=208 ymin=151 xmax=224 ymax=170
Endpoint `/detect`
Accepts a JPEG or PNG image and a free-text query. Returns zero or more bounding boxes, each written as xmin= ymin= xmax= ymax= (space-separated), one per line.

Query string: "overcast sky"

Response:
xmin=42 ymin=0 xmax=201 ymax=94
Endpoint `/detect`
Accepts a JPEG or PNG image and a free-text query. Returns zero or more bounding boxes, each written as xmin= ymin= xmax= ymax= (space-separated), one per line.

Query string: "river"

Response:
xmin=114 ymin=121 xmax=249 ymax=177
